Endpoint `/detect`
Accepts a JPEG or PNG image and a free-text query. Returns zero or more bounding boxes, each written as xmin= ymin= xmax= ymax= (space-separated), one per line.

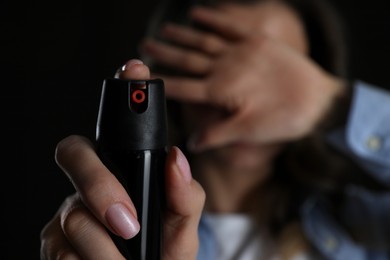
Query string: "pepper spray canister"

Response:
xmin=96 ymin=78 xmax=167 ymax=259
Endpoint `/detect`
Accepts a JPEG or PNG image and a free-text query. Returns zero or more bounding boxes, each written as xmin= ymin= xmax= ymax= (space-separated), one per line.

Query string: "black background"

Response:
xmin=2 ymin=0 xmax=390 ymax=259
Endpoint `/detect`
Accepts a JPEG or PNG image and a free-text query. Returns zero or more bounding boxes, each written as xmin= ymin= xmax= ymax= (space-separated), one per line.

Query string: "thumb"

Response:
xmin=163 ymin=147 xmax=206 ymax=260
xmin=116 ymin=59 xmax=151 ymax=80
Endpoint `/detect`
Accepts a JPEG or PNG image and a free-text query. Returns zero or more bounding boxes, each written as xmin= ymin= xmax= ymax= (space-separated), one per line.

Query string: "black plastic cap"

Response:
xmin=96 ymin=78 xmax=168 ymax=151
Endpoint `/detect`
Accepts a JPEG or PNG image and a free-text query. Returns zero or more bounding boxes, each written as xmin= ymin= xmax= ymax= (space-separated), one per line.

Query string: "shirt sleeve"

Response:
xmin=327 ymin=80 xmax=390 ymax=185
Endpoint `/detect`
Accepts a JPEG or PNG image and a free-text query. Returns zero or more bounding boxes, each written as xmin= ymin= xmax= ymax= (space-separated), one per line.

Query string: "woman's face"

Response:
xmin=181 ymin=0 xmax=308 ymax=172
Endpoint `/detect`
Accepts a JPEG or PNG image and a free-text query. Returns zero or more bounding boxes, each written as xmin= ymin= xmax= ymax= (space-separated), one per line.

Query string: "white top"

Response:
xmin=203 ymin=213 xmax=309 ymax=260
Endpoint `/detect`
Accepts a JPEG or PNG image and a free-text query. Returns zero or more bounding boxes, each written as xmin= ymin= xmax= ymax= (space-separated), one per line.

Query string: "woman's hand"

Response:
xmin=40 ymin=60 xmax=205 ymax=260
xmin=142 ymin=5 xmax=345 ymax=152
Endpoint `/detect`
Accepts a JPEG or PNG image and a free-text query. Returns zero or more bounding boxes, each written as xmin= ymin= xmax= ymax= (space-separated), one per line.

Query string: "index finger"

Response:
xmin=55 ymin=135 xmax=140 ymax=240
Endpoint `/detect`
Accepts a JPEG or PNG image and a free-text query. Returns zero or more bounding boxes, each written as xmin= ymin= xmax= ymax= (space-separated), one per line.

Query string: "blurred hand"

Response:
xmin=142 ymin=5 xmax=345 ymax=152
xmin=40 ymin=60 xmax=205 ymax=260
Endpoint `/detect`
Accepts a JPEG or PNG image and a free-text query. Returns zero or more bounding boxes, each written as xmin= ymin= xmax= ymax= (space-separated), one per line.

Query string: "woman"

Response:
xmin=41 ymin=0 xmax=390 ymax=259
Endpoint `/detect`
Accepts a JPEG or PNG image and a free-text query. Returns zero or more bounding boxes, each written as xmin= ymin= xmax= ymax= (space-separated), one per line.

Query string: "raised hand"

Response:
xmin=142 ymin=4 xmax=345 ymax=152
xmin=40 ymin=60 xmax=205 ymax=260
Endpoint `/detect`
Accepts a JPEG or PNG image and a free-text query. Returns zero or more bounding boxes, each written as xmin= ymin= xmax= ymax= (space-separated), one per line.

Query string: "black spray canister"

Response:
xmin=96 ymin=78 xmax=167 ymax=259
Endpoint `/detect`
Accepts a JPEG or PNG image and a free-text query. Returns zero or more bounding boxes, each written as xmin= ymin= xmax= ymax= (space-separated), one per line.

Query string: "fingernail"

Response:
xmin=122 ymin=59 xmax=144 ymax=71
xmin=106 ymin=203 xmax=140 ymax=239
xmin=174 ymin=147 xmax=192 ymax=184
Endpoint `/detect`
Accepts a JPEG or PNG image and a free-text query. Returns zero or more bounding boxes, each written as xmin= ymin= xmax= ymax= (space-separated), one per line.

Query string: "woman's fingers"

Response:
xmin=55 ymin=135 xmax=140 ymax=239
xmin=160 ymin=23 xmax=228 ymax=56
xmin=40 ymin=205 xmax=81 ymax=260
xmin=52 ymin=142 xmax=205 ymax=260
xmin=163 ymin=147 xmax=206 ymax=259
xmin=41 ymin=193 xmax=126 ymax=260
xmin=60 ymin=194 xmax=126 ymax=259
xmin=190 ymin=6 xmax=249 ymax=40
xmin=142 ymin=39 xmax=212 ymax=75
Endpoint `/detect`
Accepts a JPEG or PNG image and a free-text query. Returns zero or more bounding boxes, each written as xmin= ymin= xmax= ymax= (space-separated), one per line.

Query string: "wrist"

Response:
xmin=317 ymin=76 xmax=353 ymax=132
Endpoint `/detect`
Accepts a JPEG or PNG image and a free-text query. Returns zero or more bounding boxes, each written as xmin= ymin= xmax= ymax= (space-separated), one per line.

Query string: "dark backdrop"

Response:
xmin=2 ymin=0 xmax=390 ymax=259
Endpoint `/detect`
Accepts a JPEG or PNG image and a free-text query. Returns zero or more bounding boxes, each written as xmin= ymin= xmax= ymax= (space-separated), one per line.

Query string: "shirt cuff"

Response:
xmin=327 ymin=80 xmax=390 ymax=184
